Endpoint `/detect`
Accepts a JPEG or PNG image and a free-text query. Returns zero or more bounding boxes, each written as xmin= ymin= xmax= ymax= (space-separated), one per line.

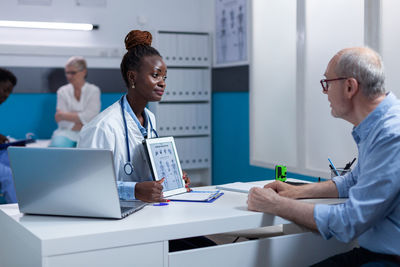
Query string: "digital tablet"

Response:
xmin=143 ymin=137 xmax=186 ymax=197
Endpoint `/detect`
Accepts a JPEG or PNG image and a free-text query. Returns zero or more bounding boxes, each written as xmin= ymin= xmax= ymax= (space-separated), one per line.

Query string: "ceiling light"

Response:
xmin=0 ymin=20 xmax=99 ymax=31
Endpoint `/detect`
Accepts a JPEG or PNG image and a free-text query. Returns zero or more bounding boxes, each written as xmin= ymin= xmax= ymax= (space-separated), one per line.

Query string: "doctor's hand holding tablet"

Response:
xmin=78 ymin=29 xmax=191 ymax=203
xmin=135 ymin=172 xmax=191 ymax=203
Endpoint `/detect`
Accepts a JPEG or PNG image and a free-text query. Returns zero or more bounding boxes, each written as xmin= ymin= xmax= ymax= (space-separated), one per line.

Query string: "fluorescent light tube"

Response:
xmin=0 ymin=20 xmax=98 ymax=31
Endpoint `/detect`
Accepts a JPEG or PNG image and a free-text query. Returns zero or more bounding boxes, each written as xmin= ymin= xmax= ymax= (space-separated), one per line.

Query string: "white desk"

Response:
xmin=0 ymin=186 xmax=354 ymax=267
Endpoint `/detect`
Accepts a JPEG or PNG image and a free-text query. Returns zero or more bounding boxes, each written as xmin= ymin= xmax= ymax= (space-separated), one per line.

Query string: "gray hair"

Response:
xmin=66 ymin=56 xmax=87 ymax=71
xmin=334 ymin=47 xmax=385 ymax=99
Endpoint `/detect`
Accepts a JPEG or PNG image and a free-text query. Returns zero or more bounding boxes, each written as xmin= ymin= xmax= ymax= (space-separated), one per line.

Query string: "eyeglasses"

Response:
xmin=65 ymin=70 xmax=82 ymax=76
xmin=320 ymin=77 xmax=348 ymax=92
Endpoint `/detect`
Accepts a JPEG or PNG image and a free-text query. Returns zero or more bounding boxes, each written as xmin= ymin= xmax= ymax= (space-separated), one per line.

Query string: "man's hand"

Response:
xmin=247 ymin=187 xmax=281 ymax=213
xmin=248 ymin=186 xmax=318 ymax=231
xmin=182 ymin=171 xmax=192 ymax=192
xmin=135 ymin=178 xmax=167 ymax=202
xmin=264 ymin=181 xmax=300 ymax=199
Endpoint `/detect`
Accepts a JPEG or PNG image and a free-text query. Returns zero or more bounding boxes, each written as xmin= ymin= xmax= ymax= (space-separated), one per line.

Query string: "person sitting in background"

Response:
xmin=0 ymin=68 xmax=17 ymax=144
xmin=0 ymin=67 xmax=18 ymax=203
xmin=49 ymin=56 xmax=101 ymax=147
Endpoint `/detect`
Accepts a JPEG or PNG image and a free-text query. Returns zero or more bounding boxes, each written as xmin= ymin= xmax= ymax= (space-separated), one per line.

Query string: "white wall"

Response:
xmin=251 ymin=0 xmax=400 ymax=179
xmin=380 ymin=0 xmax=400 ymax=98
xmin=303 ymin=0 xmax=363 ymax=176
xmin=250 ymin=0 xmax=366 ymax=178
xmin=0 ymin=0 xmax=214 ymax=68
xmin=250 ymin=0 xmax=297 ymax=169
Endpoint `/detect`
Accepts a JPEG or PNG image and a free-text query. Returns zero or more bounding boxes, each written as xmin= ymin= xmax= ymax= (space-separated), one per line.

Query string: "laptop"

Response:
xmin=7 ymin=147 xmax=147 ymax=219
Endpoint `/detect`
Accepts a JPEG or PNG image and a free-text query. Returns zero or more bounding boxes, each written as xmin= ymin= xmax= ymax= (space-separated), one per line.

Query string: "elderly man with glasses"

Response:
xmin=248 ymin=47 xmax=400 ymax=266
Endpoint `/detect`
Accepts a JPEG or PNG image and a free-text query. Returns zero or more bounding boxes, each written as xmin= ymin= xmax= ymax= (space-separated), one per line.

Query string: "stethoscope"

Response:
xmin=120 ymin=96 xmax=158 ymax=175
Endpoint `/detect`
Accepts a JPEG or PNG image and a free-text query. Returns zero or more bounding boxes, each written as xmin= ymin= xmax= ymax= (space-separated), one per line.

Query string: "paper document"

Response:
xmin=216 ymin=182 xmax=263 ymax=193
xmin=216 ymin=179 xmax=311 ymax=193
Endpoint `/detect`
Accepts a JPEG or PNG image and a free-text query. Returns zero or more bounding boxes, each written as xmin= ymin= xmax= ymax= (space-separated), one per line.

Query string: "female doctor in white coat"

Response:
xmin=78 ymin=30 xmax=216 ymax=252
xmin=78 ymin=30 xmax=189 ymax=203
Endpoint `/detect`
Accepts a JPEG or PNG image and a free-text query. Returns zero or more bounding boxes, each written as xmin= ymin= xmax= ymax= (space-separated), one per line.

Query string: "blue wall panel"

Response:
xmin=1 ymin=91 xmax=314 ymax=183
xmin=212 ymin=92 xmax=315 ymax=185
xmin=0 ymin=93 xmax=123 ymax=139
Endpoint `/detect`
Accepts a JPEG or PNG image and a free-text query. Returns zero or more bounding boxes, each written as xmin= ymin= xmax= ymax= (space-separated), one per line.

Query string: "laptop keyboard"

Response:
xmin=121 ymin=207 xmax=133 ymax=213
xmin=120 ymin=201 xmax=147 ymax=218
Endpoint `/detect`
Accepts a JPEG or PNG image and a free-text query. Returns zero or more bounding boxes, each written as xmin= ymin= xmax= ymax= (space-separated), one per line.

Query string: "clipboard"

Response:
xmin=165 ymin=190 xmax=224 ymax=203
xmin=0 ymin=139 xmax=35 ymax=150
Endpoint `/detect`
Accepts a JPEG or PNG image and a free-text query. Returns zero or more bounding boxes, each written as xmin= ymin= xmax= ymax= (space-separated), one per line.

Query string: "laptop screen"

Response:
xmin=8 ymin=147 xmax=131 ymax=219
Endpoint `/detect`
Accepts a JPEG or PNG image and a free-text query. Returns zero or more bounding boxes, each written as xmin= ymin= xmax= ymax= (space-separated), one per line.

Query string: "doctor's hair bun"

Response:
xmin=120 ymin=29 xmax=161 ymax=88
xmin=124 ymin=30 xmax=153 ymax=50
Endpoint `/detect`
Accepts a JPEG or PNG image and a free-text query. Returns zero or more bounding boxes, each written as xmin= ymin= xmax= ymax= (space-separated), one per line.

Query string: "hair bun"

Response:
xmin=124 ymin=30 xmax=153 ymax=50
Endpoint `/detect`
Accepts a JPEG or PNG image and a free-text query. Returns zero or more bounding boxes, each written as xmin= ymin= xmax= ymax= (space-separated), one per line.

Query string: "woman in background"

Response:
xmin=49 ymin=56 xmax=101 ymax=147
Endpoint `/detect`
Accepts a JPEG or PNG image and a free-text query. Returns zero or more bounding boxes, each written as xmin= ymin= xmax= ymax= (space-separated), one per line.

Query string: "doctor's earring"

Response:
xmin=131 ymin=83 xmax=135 ymax=89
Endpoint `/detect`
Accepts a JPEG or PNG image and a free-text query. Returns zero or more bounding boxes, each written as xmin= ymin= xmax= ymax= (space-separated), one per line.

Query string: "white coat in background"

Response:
xmin=52 ymin=82 xmax=101 ymax=141
xmin=77 ymin=100 xmax=157 ymax=184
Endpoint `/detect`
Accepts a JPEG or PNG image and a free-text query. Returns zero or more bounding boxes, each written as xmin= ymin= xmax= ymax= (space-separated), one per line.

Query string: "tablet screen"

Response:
xmin=144 ymin=137 xmax=186 ymax=196
xmin=149 ymin=141 xmax=184 ymax=191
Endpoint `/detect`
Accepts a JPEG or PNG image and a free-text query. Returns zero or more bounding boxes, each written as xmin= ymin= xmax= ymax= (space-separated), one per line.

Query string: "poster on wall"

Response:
xmin=215 ymin=0 xmax=248 ymax=67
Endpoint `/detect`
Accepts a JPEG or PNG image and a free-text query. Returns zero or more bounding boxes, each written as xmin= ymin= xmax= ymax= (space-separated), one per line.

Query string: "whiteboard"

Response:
xmin=250 ymin=0 xmax=364 ymax=178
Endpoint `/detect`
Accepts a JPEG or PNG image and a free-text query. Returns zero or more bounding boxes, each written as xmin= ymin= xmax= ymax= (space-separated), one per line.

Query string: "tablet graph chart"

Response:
xmin=150 ymin=142 xmax=183 ymax=191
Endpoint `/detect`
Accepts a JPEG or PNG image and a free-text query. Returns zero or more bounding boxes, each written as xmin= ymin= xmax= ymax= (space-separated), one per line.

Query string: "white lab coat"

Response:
xmin=52 ymin=82 xmax=101 ymax=141
xmin=77 ymin=100 xmax=157 ymax=184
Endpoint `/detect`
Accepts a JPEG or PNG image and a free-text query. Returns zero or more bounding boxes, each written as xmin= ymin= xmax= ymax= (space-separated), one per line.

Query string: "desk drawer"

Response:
xmin=169 ymin=232 xmax=355 ymax=267
xmin=44 ymin=242 xmax=165 ymax=267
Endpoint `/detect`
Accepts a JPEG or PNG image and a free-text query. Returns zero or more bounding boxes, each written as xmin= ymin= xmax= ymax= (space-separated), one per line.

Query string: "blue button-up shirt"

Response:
xmin=314 ymin=92 xmax=400 ymax=255
xmin=122 ymin=95 xmax=149 ymax=138
xmin=117 ymin=95 xmax=151 ymax=200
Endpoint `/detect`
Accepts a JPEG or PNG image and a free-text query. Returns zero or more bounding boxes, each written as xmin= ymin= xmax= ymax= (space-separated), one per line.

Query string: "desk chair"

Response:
xmin=0 ymin=149 xmax=17 ymax=204
xmin=0 ymin=193 xmax=6 ymax=204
